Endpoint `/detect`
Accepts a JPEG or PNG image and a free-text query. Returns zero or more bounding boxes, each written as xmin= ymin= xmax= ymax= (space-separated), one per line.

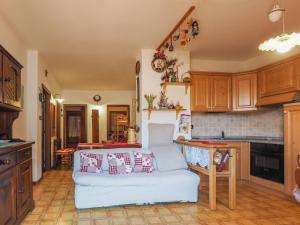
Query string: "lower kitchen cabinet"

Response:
xmin=0 ymin=143 xmax=34 ymax=225
xmin=284 ymin=103 xmax=300 ymax=195
xmin=0 ymin=168 xmax=17 ymax=225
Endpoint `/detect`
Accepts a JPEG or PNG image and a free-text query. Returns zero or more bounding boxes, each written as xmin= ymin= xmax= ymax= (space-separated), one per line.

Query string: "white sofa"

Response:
xmin=73 ymin=147 xmax=200 ymax=209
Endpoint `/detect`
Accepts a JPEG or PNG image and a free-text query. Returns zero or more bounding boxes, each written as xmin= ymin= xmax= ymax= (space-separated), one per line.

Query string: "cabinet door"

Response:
xmin=259 ymin=58 xmax=300 ymax=98
xmin=0 ymin=52 xmax=3 ymax=103
xmin=3 ymin=55 xmax=21 ymax=108
xmin=232 ymin=73 xmax=257 ymax=111
xmin=211 ymin=75 xmax=231 ymax=112
xmin=17 ymin=160 xmax=33 ymax=218
xmin=191 ymin=74 xmax=211 ymax=112
xmin=284 ymin=104 xmax=300 ymax=195
xmin=0 ymin=168 xmax=17 ymax=225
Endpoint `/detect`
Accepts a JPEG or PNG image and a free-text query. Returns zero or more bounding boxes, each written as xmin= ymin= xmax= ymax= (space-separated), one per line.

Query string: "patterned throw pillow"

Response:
xmin=80 ymin=153 xmax=103 ymax=173
xmin=133 ymin=152 xmax=155 ymax=173
xmin=107 ymin=153 xmax=132 ymax=175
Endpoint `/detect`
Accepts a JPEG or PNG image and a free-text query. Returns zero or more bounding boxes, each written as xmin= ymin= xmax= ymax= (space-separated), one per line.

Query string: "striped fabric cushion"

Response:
xmin=80 ymin=153 xmax=103 ymax=173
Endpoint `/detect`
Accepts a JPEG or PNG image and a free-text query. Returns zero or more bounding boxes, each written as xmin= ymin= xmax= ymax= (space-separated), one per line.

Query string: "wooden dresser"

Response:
xmin=0 ymin=142 xmax=34 ymax=225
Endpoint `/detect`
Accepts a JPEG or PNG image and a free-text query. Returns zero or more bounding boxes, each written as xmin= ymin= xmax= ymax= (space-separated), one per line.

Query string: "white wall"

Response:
xmin=139 ymin=49 xmax=191 ymax=148
xmin=61 ymin=90 xmax=135 ymax=142
xmin=0 ymin=15 xmax=61 ymax=182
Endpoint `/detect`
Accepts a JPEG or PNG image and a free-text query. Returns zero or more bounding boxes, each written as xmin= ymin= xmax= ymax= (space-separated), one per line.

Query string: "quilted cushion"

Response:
xmin=133 ymin=152 xmax=155 ymax=173
xmin=107 ymin=152 xmax=132 ymax=175
xmin=80 ymin=153 xmax=103 ymax=173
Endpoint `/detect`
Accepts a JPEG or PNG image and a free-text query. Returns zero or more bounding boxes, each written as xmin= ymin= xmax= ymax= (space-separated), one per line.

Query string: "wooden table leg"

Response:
xmin=209 ymin=148 xmax=217 ymax=210
xmin=229 ymin=148 xmax=236 ymax=209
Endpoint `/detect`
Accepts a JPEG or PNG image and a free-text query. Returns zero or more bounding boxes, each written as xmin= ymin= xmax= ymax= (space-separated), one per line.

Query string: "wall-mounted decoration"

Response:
xmin=158 ymin=90 xmax=169 ymax=109
xmin=136 ymin=75 xmax=140 ymax=112
xmin=135 ymin=61 xmax=140 ymax=75
xmin=156 ymin=6 xmax=199 ymax=52
xmin=93 ymin=95 xmax=102 ymax=104
xmin=178 ymin=114 xmax=190 ymax=134
xmin=151 ymin=51 xmax=166 ymax=73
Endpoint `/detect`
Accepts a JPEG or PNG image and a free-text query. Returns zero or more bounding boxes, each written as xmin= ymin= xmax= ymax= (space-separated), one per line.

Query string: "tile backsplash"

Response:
xmin=191 ymin=107 xmax=283 ymax=138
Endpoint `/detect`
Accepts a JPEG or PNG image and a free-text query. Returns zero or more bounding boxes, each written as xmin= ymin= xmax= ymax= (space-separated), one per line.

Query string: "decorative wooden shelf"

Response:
xmin=160 ymin=82 xmax=191 ymax=94
xmin=143 ymin=108 xmax=186 ymax=120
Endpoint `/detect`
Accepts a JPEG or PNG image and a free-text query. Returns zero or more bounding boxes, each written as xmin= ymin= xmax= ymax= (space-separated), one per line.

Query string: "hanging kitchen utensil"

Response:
xmin=169 ymin=37 xmax=174 ymax=52
xmin=192 ymin=20 xmax=199 ymax=38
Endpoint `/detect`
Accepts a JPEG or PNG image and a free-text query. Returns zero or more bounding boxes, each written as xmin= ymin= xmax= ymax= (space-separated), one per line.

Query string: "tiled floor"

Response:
xmin=22 ymin=170 xmax=300 ymax=225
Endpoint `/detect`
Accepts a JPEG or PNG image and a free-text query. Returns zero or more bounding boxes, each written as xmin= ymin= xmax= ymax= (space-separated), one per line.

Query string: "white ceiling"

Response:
xmin=1 ymin=0 xmax=300 ymax=90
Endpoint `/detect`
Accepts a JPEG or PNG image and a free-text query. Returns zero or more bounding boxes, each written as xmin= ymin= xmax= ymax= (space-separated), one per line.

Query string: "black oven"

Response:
xmin=250 ymin=142 xmax=284 ymax=184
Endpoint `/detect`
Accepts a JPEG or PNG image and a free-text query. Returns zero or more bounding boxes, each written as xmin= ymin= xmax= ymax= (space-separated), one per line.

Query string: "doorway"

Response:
xmin=63 ymin=104 xmax=87 ymax=148
xmin=107 ymin=105 xmax=130 ymax=141
xmin=41 ymin=85 xmax=51 ymax=172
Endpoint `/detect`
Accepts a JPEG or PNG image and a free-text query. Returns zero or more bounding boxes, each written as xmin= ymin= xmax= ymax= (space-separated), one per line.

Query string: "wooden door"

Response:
xmin=0 ymin=52 xmax=3 ymax=103
xmin=258 ymin=58 xmax=300 ymax=98
xmin=42 ymin=85 xmax=51 ymax=171
xmin=92 ymin=109 xmax=99 ymax=143
xmin=284 ymin=103 xmax=300 ymax=195
xmin=107 ymin=105 xmax=130 ymax=141
xmin=232 ymin=72 xmax=257 ymax=111
xmin=191 ymin=74 xmax=211 ymax=112
xmin=64 ymin=105 xmax=87 ymax=148
xmin=0 ymin=168 xmax=17 ymax=225
xmin=211 ymin=75 xmax=231 ymax=112
xmin=2 ymin=55 xmax=21 ymax=108
xmin=17 ymin=160 xmax=33 ymax=218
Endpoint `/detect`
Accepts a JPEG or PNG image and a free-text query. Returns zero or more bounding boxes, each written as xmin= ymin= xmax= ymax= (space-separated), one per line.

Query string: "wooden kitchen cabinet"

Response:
xmin=0 ymin=46 xmax=23 ymax=110
xmin=257 ymin=56 xmax=300 ymax=106
xmin=211 ymin=75 xmax=231 ymax=112
xmin=191 ymin=74 xmax=211 ymax=111
xmin=0 ymin=144 xmax=34 ymax=225
xmin=191 ymin=72 xmax=231 ymax=112
xmin=284 ymin=103 xmax=300 ymax=195
xmin=0 ymin=51 xmax=3 ymax=104
xmin=232 ymin=72 xmax=257 ymax=111
xmin=0 ymin=168 xmax=17 ymax=225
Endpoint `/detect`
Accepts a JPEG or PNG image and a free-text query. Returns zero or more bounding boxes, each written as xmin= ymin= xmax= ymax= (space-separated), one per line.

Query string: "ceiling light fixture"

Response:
xmin=259 ymin=1 xmax=300 ymax=54
xmin=54 ymin=94 xmax=64 ymax=104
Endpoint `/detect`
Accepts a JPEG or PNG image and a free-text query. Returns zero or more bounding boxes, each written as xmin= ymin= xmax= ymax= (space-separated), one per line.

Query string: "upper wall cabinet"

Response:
xmin=257 ymin=56 xmax=300 ymax=106
xmin=191 ymin=72 xmax=231 ymax=112
xmin=0 ymin=46 xmax=23 ymax=110
xmin=232 ymin=72 xmax=257 ymax=111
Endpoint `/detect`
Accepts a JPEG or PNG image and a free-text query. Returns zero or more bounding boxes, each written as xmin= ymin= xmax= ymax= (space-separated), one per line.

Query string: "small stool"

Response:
xmin=55 ymin=148 xmax=75 ymax=168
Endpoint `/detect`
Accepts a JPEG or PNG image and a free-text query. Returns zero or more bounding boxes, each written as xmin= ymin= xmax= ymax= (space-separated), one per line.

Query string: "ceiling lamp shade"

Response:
xmin=54 ymin=94 xmax=64 ymax=104
xmin=259 ymin=32 xmax=300 ymax=53
xmin=259 ymin=1 xmax=300 ymax=54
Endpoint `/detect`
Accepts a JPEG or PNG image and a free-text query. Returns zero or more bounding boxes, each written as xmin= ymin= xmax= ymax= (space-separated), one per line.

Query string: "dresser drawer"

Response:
xmin=0 ymin=151 xmax=17 ymax=173
xmin=17 ymin=147 xmax=32 ymax=163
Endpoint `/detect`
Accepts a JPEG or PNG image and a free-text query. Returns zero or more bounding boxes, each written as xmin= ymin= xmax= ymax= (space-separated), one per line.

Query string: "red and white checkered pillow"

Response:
xmin=107 ymin=152 xmax=132 ymax=175
xmin=80 ymin=153 xmax=103 ymax=173
xmin=133 ymin=152 xmax=155 ymax=173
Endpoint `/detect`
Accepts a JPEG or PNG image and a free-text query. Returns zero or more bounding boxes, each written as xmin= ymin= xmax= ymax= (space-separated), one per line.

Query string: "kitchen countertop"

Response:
xmin=191 ymin=136 xmax=284 ymax=145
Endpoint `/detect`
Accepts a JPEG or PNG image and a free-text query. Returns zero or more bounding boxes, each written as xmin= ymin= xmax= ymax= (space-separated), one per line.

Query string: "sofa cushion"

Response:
xmin=107 ymin=152 xmax=132 ymax=174
xmin=133 ymin=152 xmax=155 ymax=173
xmin=148 ymin=123 xmax=174 ymax=147
xmin=73 ymin=169 xmax=199 ymax=187
xmin=150 ymin=144 xmax=187 ymax=171
xmin=80 ymin=152 xmax=103 ymax=173
xmin=74 ymin=148 xmax=156 ymax=172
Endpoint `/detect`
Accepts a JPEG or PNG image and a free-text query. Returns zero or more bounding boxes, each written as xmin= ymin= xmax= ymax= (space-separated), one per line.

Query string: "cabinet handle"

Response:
xmin=24 ymin=151 xmax=31 ymax=156
xmin=18 ymin=188 xmax=24 ymax=193
xmin=0 ymin=159 xmax=11 ymax=165
xmin=4 ymin=77 xmax=11 ymax=82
